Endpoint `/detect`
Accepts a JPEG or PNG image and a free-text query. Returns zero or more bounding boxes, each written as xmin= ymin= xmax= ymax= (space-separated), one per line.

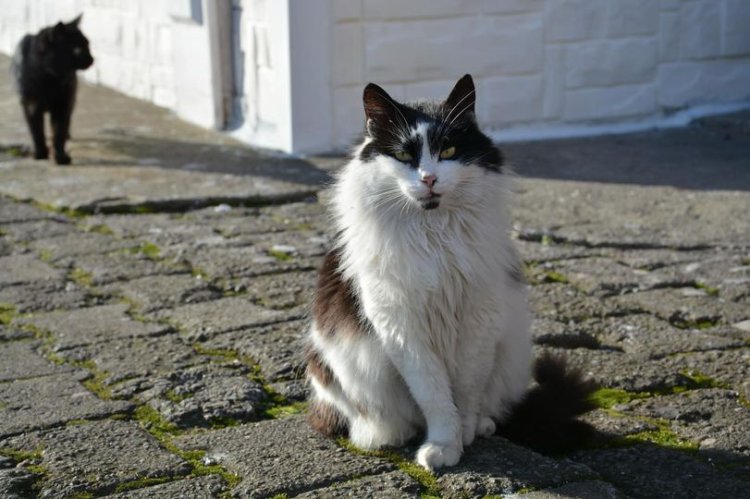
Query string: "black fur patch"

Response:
xmin=497 ymin=353 xmax=599 ymax=454
xmin=358 ymin=76 xmax=503 ymax=172
xmin=312 ymin=247 xmax=371 ymax=338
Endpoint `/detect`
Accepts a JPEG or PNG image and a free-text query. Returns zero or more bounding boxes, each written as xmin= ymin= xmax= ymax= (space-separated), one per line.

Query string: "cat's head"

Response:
xmin=37 ymin=14 xmax=94 ymax=73
xmin=358 ymin=75 xmax=502 ymax=211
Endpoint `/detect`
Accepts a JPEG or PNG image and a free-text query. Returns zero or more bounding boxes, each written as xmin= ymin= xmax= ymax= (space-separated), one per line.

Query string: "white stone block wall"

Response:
xmin=0 ymin=0 xmax=179 ymax=109
xmin=331 ymin=0 xmax=750 ymax=149
xmin=1 ymin=0 xmax=749 ymax=153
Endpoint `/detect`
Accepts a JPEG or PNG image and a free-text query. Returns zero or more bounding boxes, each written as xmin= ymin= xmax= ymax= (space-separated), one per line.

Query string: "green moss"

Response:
xmin=589 ymin=388 xmax=649 ymax=409
xmin=541 ymin=270 xmax=569 ymax=284
xmin=263 ymin=402 xmax=307 ymax=419
xmin=65 ymin=419 xmax=90 ymax=427
xmin=0 ymin=303 xmax=17 ymax=325
xmin=86 ymin=224 xmax=114 ymax=236
xmin=541 ymin=234 xmax=555 ymax=246
xmin=620 ymin=428 xmax=698 ymax=453
xmin=26 ymin=464 xmax=47 ymax=475
xmin=69 ymin=493 xmax=94 ymax=499
xmin=114 ymin=476 xmax=174 ymax=493
xmin=268 ymin=249 xmax=292 ymax=262
xmin=192 ymin=343 xmax=239 ymax=361
xmin=208 ymin=417 xmax=239 ymax=429
xmin=38 ymin=249 xmax=54 ymax=263
xmin=0 ymin=447 xmax=43 ymax=462
xmin=270 ymin=494 xmax=289 ymax=499
xmin=694 ymin=282 xmax=720 ymax=297
xmin=73 ymin=359 xmax=113 ymax=400
xmin=68 ymin=268 xmax=93 ymax=287
xmin=336 ymin=438 xmax=441 ymax=498
xmin=165 ymin=389 xmax=193 ymax=403
xmin=133 ymin=405 xmax=181 ymax=440
xmin=679 ymin=370 xmax=726 ymax=390
xmin=669 ymin=315 xmax=720 ymax=330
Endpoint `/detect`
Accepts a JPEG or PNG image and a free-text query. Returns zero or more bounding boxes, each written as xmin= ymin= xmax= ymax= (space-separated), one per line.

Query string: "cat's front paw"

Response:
xmin=416 ymin=441 xmax=462 ymax=471
xmin=54 ymin=153 xmax=71 ymax=165
xmin=476 ymin=415 xmax=496 ymax=438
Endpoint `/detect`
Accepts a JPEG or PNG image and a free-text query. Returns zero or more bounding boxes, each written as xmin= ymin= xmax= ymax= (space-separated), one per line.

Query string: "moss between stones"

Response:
xmin=125 ymin=241 xmax=161 ymax=260
xmin=263 ymin=401 xmax=307 ymax=419
xmin=268 ymin=249 xmax=293 ymax=262
xmin=68 ymin=267 xmax=93 ymax=287
xmin=73 ymin=359 xmax=114 ymax=400
xmin=85 ymin=223 xmax=115 ymax=236
xmin=0 ymin=447 xmax=43 ymax=462
xmin=694 ymin=282 xmax=720 ymax=297
xmin=0 ymin=303 xmax=17 ymax=325
xmin=113 ymin=476 xmax=174 ymax=493
xmin=588 ymin=388 xmax=649 ymax=409
xmin=619 ymin=427 xmax=699 ymax=453
xmin=336 ymin=437 xmax=441 ymax=498
xmin=37 ymin=249 xmax=54 ymax=263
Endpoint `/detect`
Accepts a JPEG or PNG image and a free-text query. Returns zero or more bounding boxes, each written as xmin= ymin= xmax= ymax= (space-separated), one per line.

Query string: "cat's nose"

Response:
xmin=421 ymin=174 xmax=437 ymax=189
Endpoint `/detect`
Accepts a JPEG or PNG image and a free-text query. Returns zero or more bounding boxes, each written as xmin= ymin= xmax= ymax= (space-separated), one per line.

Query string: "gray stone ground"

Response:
xmin=0 ymin=53 xmax=748 ymax=498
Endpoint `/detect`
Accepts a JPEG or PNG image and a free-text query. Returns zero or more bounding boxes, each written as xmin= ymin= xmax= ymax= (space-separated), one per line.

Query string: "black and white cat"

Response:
xmin=11 ymin=14 xmax=94 ymax=165
xmin=306 ymin=75 xmax=595 ymax=470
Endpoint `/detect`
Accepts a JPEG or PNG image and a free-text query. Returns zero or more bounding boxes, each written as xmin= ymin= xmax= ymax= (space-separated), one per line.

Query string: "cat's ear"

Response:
xmin=444 ymin=74 xmax=476 ymax=122
xmin=363 ymin=83 xmax=403 ymax=135
xmin=69 ymin=14 xmax=83 ymax=27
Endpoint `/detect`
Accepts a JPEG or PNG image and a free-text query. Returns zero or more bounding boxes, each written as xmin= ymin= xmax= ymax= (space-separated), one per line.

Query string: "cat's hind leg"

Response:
xmin=307 ymin=326 xmax=421 ymax=450
xmin=22 ymin=100 xmax=47 ymax=160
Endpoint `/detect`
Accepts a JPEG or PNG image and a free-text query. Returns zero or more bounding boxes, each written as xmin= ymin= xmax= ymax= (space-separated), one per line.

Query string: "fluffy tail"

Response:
xmin=496 ymin=353 xmax=599 ymax=454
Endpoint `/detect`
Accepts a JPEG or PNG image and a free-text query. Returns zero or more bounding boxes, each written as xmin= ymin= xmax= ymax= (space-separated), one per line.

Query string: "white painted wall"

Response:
xmin=330 ymin=0 xmax=750 ymax=149
xmin=2 ymin=0 xmax=749 ymax=154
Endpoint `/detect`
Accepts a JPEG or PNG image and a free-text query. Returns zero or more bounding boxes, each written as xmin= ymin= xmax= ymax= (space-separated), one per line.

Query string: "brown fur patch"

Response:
xmin=308 ymin=400 xmax=348 ymax=437
xmin=306 ymin=347 xmax=334 ymax=386
xmin=312 ymin=248 xmax=370 ymax=338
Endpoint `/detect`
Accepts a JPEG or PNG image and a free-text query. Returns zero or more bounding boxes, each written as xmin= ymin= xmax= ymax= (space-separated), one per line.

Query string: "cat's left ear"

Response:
xmin=363 ymin=83 xmax=404 ymax=135
xmin=444 ymin=74 xmax=476 ymax=121
xmin=69 ymin=14 xmax=83 ymax=27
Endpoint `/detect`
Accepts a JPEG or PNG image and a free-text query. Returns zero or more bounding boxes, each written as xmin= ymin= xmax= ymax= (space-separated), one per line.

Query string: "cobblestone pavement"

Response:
xmin=1 ymin=53 xmax=749 ymax=497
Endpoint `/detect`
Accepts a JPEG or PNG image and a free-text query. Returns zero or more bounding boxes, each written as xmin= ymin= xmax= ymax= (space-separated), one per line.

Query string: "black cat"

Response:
xmin=11 ymin=14 xmax=94 ymax=165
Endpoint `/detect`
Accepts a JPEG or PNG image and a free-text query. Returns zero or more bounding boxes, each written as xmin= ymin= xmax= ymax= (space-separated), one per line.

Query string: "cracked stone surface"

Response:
xmin=0 ymin=254 xmax=64 ymax=286
xmin=0 ymin=280 xmax=102 ymax=313
xmin=154 ymin=296 xmax=289 ymax=342
xmin=2 ymin=419 xmax=189 ymax=497
xmin=0 ymin=53 xmax=748 ymax=498
xmin=18 ymin=303 xmax=171 ymax=350
xmin=0 ymin=373 xmax=133 ymax=437
xmin=436 ymin=436 xmax=596 ymax=498
xmin=107 ymin=474 xmax=228 ymax=498
xmin=101 ymin=273 xmax=221 ymax=312
xmin=0 ymin=341 xmax=75 ymax=382
xmin=295 ymin=471 xmax=422 ymax=498
xmin=173 ymin=416 xmax=393 ymax=498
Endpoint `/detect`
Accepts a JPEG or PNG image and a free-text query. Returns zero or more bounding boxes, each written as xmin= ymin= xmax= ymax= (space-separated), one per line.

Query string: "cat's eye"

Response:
xmin=439 ymin=146 xmax=456 ymax=160
xmin=394 ymin=150 xmax=413 ymax=162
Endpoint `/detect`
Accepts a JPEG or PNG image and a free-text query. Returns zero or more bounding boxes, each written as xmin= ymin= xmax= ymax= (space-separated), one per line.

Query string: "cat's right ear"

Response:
xmin=363 ymin=83 xmax=401 ymax=135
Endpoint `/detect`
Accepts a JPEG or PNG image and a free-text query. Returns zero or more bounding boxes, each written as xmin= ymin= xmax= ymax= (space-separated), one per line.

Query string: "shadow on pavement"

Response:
xmin=502 ymin=111 xmax=750 ymax=192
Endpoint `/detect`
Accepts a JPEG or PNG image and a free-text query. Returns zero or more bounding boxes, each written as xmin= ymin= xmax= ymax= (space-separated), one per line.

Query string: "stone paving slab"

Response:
xmin=106 ymin=474 xmax=228 ymax=498
xmin=101 ymin=273 xmax=221 ymax=313
xmin=0 ymin=280 xmax=101 ymax=313
xmin=0 ymin=254 xmax=64 ymax=287
xmin=173 ymin=416 xmax=394 ymax=498
xmin=295 ymin=471 xmax=422 ymax=498
xmin=199 ymin=320 xmax=308 ymax=383
xmin=0 ymin=373 xmax=133 ymax=437
xmin=436 ymin=436 xmax=597 ymax=498
xmin=29 ymin=231 xmax=138 ymax=264
xmin=19 ymin=303 xmax=171 ymax=351
xmin=508 ymin=480 xmax=626 ymax=499
xmin=0 ymin=198 xmax=54 ymax=224
xmin=139 ymin=363 xmax=267 ymax=427
xmin=626 ymin=389 xmax=750 ymax=463
xmin=0 ymin=161 xmax=319 ymax=213
xmin=0 ymin=219 xmax=76 ymax=243
xmin=571 ymin=445 xmax=750 ymax=498
xmin=0 ymin=324 xmax=33 ymax=342
xmin=153 ymin=296 xmax=289 ymax=342
xmin=2 ymin=419 xmax=190 ymax=497
xmin=226 ymin=270 xmax=317 ymax=312
xmin=0 ymin=468 xmax=39 ymax=499
xmin=0 ymin=341 xmax=75 ymax=382
xmin=69 ymin=251 xmax=185 ymax=285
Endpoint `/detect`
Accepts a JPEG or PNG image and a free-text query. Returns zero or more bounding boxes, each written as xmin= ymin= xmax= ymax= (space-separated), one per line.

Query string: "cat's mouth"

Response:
xmin=418 ymin=193 xmax=441 ymax=210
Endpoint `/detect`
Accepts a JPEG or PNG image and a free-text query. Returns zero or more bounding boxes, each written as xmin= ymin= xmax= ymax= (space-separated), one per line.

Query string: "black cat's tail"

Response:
xmin=496 ymin=353 xmax=599 ymax=454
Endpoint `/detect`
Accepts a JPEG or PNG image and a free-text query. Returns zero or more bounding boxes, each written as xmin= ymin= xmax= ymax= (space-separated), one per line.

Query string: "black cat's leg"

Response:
xmin=22 ymin=100 xmax=48 ymax=160
xmin=50 ymin=101 xmax=73 ymax=165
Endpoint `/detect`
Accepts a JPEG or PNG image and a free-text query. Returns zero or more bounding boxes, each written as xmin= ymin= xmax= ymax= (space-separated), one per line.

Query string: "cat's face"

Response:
xmin=358 ymin=75 xmax=502 ymax=211
xmin=38 ymin=14 xmax=94 ymax=73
